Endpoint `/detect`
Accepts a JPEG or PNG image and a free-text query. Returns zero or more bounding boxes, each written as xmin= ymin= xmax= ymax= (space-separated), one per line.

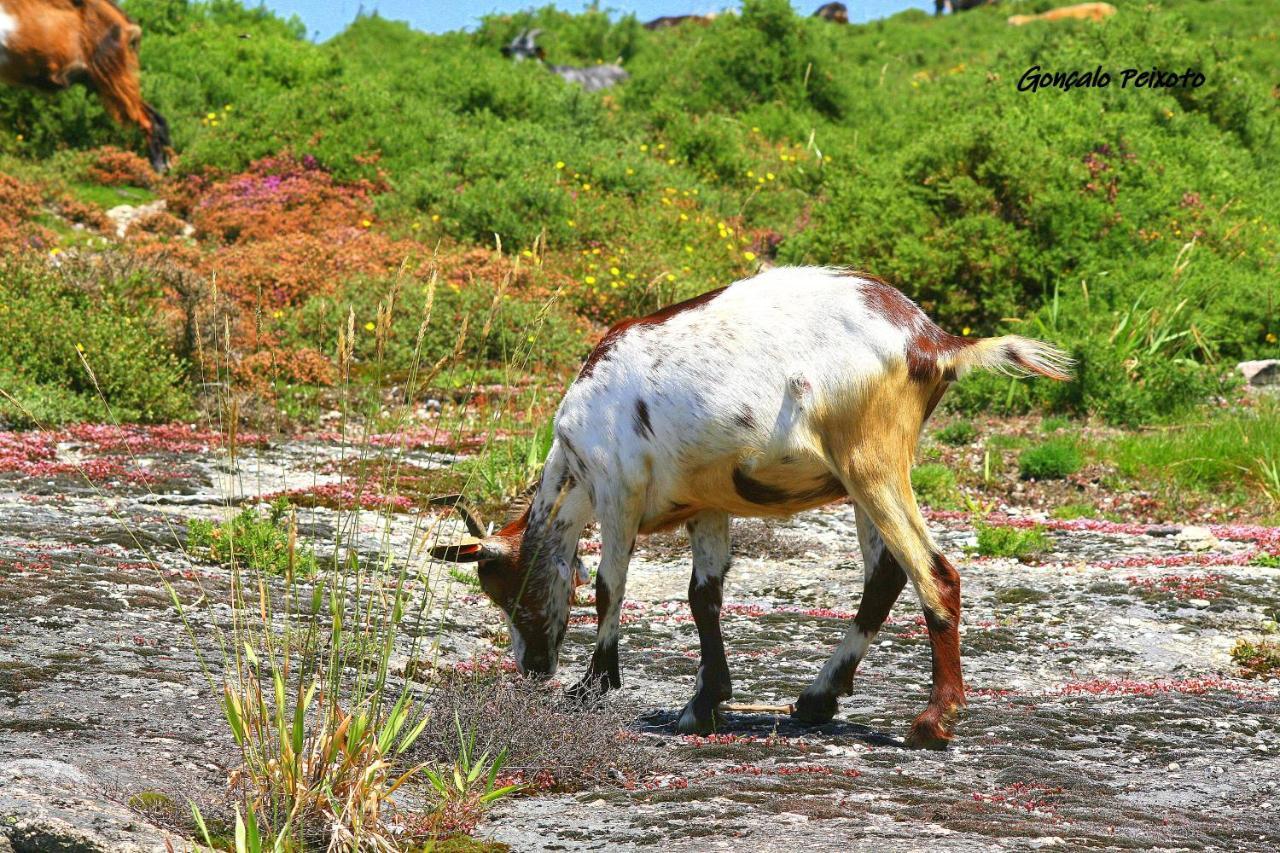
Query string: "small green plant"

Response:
xmin=1041 ymin=416 xmax=1071 ymax=433
xmin=415 ymin=714 xmax=521 ymax=840
xmin=973 ymin=523 xmax=1051 ymax=561
xmin=1231 ymin=639 xmax=1280 ymax=679
xmin=910 ymin=463 xmax=961 ymax=509
xmin=1251 ymin=552 xmax=1280 ymax=569
xmin=1051 ymin=502 xmax=1098 ymax=521
xmin=1018 ymin=438 xmax=1083 ymax=480
xmin=187 ymin=498 xmax=319 ymax=578
xmin=934 ymin=421 xmax=977 ymax=446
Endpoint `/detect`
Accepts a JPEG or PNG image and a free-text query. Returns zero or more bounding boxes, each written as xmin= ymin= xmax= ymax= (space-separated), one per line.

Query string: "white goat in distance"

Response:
xmin=501 ymin=29 xmax=629 ymax=92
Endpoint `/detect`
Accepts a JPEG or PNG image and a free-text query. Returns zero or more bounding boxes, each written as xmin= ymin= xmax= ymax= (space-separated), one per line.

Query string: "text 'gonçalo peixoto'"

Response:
xmin=1018 ymin=66 xmax=1206 ymax=93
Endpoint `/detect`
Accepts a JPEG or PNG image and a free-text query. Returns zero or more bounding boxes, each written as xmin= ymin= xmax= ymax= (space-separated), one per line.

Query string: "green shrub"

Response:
xmin=1231 ymin=639 xmax=1280 ymax=680
xmin=973 ymin=523 xmax=1051 ymax=561
xmin=186 ymin=499 xmax=319 ymax=577
xmin=0 ymin=258 xmax=190 ymax=426
xmin=934 ymin=421 xmax=977 ymax=446
xmin=910 ymin=463 xmax=961 ymax=509
xmin=1018 ymin=438 xmax=1083 ymax=480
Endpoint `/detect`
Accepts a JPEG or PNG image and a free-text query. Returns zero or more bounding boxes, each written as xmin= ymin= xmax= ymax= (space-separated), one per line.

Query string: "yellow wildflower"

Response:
xmin=364 ymin=322 xmax=376 ymax=332
xmin=585 ymin=276 xmax=597 ymax=285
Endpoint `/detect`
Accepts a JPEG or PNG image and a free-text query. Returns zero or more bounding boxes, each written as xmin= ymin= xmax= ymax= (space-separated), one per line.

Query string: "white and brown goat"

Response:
xmin=432 ymin=267 xmax=1070 ymax=748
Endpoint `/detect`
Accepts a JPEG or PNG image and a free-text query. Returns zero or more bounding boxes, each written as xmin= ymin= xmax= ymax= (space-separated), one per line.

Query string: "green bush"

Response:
xmin=934 ymin=421 xmax=977 ymax=446
xmin=974 ymin=523 xmax=1051 ymax=561
xmin=1018 ymin=438 xmax=1083 ymax=480
xmin=187 ymin=498 xmax=319 ymax=577
xmin=910 ymin=463 xmax=961 ymax=509
xmin=0 ymin=258 xmax=190 ymax=426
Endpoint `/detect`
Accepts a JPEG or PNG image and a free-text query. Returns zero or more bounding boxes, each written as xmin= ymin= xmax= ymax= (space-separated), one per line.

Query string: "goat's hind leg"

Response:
xmin=792 ymin=505 xmax=907 ymax=724
xmin=676 ymin=511 xmax=733 ymax=735
xmin=851 ymin=480 xmax=966 ymax=749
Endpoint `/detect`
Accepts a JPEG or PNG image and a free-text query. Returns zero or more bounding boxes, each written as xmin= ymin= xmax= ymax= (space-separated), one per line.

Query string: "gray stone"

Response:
xmin=1175 ymin=525 xmax=1219 ymax=551
xmin=0 ymin=759 xmax=180 ymax=853
xmin=1238 ymin=359 xmax=1280 ymax=387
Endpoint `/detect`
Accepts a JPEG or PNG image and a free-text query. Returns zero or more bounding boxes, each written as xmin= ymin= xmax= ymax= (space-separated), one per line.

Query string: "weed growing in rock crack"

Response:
xmin=973 ymin=523 xmax=1051 ymax=561
xmin=1018 ymin=438 xmax=1083 ymax=481
xmin=1231 ymin=639 xmax=1280 ymax=679
xmin=187 ymin=498 xmax=318 ymax=578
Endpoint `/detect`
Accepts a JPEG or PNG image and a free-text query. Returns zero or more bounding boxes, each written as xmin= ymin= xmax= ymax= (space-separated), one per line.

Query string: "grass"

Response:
xmin=973 ymin=523 xmax=1052 ymax=561
xmin=1018 ymin=438 xmax=1083 ymax=481
xmin=1104 ymin=400 xmax=1280 ymax=509
xmin=1051 ymin=503 xmax=1099 ymax=521
xmin=911 ymin=463 xmax=962 ymax=510
xmin=187 ymin=499 xmax=319 ymax=578
xmin=934 ymin=421 xmax=977 ymax=447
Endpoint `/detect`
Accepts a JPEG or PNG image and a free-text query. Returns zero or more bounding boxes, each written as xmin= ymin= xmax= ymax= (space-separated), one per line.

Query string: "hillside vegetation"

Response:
xmin=0 ymin=0 xmax=1276 ymax=428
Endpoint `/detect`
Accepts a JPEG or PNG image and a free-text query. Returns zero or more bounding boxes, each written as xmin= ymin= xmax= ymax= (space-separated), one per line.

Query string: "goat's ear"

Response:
xmin=430 ymin=541 xmax=485 ymax=563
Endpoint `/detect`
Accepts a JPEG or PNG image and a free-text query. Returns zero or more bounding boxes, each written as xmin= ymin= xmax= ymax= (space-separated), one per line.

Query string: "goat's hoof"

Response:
xmin=790 ymin=690 xmax=837 ymax=725
xmin=905 ymin=711 xmax=955 ymax=750
xmin=676 ymin=701 xmax=723 ymax=735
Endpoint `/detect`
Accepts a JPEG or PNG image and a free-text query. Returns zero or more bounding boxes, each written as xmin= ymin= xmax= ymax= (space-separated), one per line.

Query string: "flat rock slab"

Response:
xmin=1 ymin=430 xmax=1278 ymax=851
xmin=0 ymin=759 xmax=181 ymax=852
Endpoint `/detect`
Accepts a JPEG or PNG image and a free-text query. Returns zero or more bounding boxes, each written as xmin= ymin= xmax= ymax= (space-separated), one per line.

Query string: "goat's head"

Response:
xmin=428 ymin=494 xmax=572 ymax=677
xmin=501 ymin=29 xmax=546 ymax=62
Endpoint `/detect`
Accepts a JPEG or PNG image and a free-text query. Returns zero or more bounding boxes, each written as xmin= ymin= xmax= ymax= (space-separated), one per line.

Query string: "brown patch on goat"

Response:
xmin=578 ymin=287 xmax=727 ymax=380
xmin=857 ymin=275 xmax=975 ymax=383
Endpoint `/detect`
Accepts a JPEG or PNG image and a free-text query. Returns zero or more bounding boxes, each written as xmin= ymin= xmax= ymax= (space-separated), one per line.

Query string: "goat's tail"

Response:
xmin=939 ymin=335 xmax=1073 ymax=382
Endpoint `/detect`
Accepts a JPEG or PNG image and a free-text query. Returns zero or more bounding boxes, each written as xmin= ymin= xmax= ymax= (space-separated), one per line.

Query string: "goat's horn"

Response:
xmin=429 ymin=494 xmax=487 ymax=538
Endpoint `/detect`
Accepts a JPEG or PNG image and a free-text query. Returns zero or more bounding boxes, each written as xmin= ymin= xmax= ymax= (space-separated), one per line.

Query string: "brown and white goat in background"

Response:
xmin=433 ymin=267 xmax=1070 ymax=748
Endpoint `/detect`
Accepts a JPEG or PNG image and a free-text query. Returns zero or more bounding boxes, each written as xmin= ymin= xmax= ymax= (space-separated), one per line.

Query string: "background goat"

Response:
xmin=433 ymin=267 xmax=1070 ymax=748
xmin=0 ymin=0 xmax=170 ymax=170
xmin=501 ymin=29 xmax=629 ymax=93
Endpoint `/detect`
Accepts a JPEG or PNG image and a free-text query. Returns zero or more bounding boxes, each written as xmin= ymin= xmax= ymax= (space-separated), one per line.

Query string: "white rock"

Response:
xmin=1175 ymin=526 xmax=1219 ymax=551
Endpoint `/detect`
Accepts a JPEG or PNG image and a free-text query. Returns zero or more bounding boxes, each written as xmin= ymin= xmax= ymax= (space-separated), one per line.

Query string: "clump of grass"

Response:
xmin=1052 ymin=502 xmax=1098 ymax=520
xmin=1231 ymin=639 xmax=1280 ymax=679
xmin=973 ymin=523 xmax=1051 ymax=561
xmin=1252 ymin=552 xmax=1280 ymax=569
xmin=911 ymin=463 xmax=962 ymax=509
xmin=410 ymin=714 xmax=521 ymax=840
xmin=187 ymin=498 xmax=318 ymax=577
xmin=1018 ymin=438 xmax=1083 ymax=480
xmin=1105 ymin=402 xmax=1280 ymax=508
xmin=934 ymin=421 xmax=977 ymax=446
xmin=1041 ymin=416 xmax=1072 ymax=433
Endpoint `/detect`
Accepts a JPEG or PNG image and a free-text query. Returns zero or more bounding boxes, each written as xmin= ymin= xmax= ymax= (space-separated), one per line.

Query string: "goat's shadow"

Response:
xmin=633 ymin=708 xmax=906 ymax=749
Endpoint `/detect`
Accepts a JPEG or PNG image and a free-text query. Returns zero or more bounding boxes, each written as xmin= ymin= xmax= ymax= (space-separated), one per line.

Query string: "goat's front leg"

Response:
xmin=677 ymin=511 xmax=733 ymax=735
xmin=571 ymin=498 xmax=641 ymax=698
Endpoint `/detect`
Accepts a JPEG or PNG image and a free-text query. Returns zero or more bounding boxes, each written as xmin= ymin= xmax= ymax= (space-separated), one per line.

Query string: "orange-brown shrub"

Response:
xmin=183 ymin=153 xmax=382 ymax=244
xmin=0 ymin=172 xmax=53 ymax=252
xmin=82 ymin=146 xmax=155 ymax=188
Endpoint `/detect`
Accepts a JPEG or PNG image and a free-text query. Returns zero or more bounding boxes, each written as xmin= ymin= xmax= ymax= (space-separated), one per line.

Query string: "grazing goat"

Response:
xmin=1008 ymin=2 xmax=1116 ymax=26
xmin=812 ymin=3 xmax=849 ymax=24
xmin=642 ymin=14 xmax=715 ymax=31
xmin=501 ymin=29 xmax=628 ymax=93
xmin=936 ymin=0 xmax=996 ymax=14
xmin=432 ymin=267 xmax=1070 ymax=748
xmin=0 ymin=0 xmax=170 ymax=171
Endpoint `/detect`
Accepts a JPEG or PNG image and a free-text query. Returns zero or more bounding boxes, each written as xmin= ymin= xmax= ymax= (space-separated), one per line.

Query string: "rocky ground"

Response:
xmin=0 ymin=425 xmax=1277 ymax=851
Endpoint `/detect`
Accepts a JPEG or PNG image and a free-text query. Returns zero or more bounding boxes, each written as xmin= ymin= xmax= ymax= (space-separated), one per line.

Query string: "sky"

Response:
xmin=259 ymin=1 xmax=935 ymax=41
